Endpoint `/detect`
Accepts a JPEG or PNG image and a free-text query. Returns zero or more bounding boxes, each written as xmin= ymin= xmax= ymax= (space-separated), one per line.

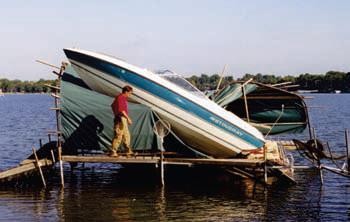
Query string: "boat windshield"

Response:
xmin=156 ymin=70 xmax=206 ymax=98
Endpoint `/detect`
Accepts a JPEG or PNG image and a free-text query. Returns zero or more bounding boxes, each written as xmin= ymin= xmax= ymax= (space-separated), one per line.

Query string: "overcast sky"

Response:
xmin=1 ymin=0 xmax=350 ymax=80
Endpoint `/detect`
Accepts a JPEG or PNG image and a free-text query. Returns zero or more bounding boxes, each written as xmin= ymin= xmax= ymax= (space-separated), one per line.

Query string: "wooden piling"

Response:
xmin=32 ymin=147 xmax=46 ymax=187
xmin=58 ymin=145 xmax=64 ymax=187
xmin=263 ymin=144 xmax=268 ymax=184
xmin=345 ymin=129 xmax=350 ymax=172
xmin=312 ymin=128 xmax=323 ymax=184
xmin=160 ymin=150 xmax=164 ymax=186
xmin=241 ymin=79 xmax=253 ymax=122
xmin=50 ymin=149 xmax=56 ymax=163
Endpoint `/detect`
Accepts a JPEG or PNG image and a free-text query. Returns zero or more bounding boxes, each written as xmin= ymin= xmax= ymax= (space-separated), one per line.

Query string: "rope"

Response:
xmin=325 ymin=142 xmax=346 ymax=171
xmin=264 ymin=104 xmax=285 ymax=138
xmin=293 ymin=140 xmax=317 ymax=165
xmin=152 ymin=111 xmax=212 ymax=158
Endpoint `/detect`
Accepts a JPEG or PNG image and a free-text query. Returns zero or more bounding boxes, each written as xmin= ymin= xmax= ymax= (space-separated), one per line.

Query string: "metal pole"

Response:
xmin=32 ymin=147 xmax=46 ymax=188
xmin=160 ymin=149 xmax=164 ymax=186
xmin=58 ymin=145 xmax=64 ymax=187
xmin=159 ymin=136 xmax=165 ymax=186
xmin=345 ymin=129 xmax=350 ymax=172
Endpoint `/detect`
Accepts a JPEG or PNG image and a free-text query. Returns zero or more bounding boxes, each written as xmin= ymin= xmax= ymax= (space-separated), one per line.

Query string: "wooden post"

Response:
xmin=48 ymin=134 xmax=51 ymax=142
xmin=39 ymin=139 xmax=43 ymax=149
xmin=319 ymin=165 xmax=324 ymax=185
xmin=50 ymin=149 xmax=56 ymax=163
xmin=312 ymin=128 xmax=318 ymax=149
xmin=345 ymin=129 xmax=350 ymax=173
xmin=32 ymin=147 xmax=46 ymax=188
xmin=241 ymin=78 xmax=253 ymax=122
xmin=160 ymin=150 xmax=164 ymax=186
xmin=58 ymin=145 xmax=64 ymax=187
xmin=312 ymin=128 xmax=323 ymax=184
xmin=263 ymin=144 xmax=267 ymax=184
xmin=242 ymin=84 xmax=250 ymax=122
xmin=215 ymin=64 xmax=227 ymax=91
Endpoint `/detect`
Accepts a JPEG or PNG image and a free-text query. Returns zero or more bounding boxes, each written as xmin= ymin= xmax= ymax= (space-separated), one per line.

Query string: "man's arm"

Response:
xmin=121 ymin=111 xmax=132 ymax=125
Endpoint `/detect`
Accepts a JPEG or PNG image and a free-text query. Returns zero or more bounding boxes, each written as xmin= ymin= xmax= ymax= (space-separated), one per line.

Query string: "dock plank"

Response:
xmin=165 ymin=158 xmax=264 ymax=167
xmin=61 ymin=155 xmax=264 ymax=167
xmin=62 ymin=155 xmax=159 ymax=164
xmin=0 ymin=159 xmax=53 ymax=182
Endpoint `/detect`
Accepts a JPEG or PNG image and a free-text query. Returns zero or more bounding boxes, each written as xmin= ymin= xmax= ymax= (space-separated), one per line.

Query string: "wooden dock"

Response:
xmin=0 ymin=152 xmax=295 ymax=186
xmin=60 ymin=154 xmax=295 ymax=185
xmin=62 ymin=155 xmax=264 ymax=167
xmin=0 ymin=158 xmax=53 ymax=183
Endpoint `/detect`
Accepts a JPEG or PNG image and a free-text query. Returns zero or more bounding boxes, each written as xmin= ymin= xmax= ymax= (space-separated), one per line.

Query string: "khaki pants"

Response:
xmin=111 ymin=116 xmax=132 ymax=153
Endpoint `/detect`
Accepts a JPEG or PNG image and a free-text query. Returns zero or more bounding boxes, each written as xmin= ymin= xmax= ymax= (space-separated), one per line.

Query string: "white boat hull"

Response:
xmin=64 ymin=48 xmax=265 ymax=157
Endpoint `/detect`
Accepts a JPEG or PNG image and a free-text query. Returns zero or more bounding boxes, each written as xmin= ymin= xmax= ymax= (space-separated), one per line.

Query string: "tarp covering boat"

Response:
xmin=211 ymin=81 xmax=309 ymax=135
xmin=60 ymin=65 xmax=157 ymax=153
xmin=60 ymin=65 xmax=201 ymax=157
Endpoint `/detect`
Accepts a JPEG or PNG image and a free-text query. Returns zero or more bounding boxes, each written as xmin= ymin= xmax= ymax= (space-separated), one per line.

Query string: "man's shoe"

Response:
xmin=126 ymin=150 xmax=134 ymax=157
xmin=109 ymin=151 xmax=118 ymax=157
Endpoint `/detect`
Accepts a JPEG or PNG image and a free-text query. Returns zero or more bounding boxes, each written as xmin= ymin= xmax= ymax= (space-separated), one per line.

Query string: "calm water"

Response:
xmin=1 ymin=94 xmax=350 ymax=221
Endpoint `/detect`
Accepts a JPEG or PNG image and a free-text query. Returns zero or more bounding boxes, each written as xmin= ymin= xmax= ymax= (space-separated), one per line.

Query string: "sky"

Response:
xmin=1 ymin=0 xmax=350 ymax=80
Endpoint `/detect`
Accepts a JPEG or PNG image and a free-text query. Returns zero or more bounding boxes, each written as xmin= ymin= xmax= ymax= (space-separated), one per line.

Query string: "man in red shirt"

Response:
xmin=110 ymin=85 xmax=133 ymax=157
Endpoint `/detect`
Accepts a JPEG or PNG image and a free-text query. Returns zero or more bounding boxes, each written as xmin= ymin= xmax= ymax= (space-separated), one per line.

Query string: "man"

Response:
xmin=110 ymin=85 xmax=134 ymax=157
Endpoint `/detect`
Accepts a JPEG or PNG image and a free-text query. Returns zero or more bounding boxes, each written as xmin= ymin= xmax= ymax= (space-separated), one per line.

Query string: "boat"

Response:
xmin=63 ymin=48 xmax=265 ymax=158
xmin=212 ymin=81 xmax=309 ymax=135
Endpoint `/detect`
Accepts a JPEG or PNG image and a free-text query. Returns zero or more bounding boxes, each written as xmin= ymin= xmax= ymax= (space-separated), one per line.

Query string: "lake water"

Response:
xmin=0 ymin=94 xmax=350 ymax=221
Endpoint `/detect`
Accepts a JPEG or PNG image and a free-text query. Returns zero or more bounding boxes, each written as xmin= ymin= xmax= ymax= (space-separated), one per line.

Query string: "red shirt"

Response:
xmin=111 ymin=93 xmax=128 ymax=116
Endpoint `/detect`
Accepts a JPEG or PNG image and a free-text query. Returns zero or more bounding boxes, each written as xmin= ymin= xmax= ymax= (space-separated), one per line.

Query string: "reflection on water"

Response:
xmin=1 ymin=94 xmax=350 ymax=221
xmin=0 ymin=169 xmax=270 ymax=221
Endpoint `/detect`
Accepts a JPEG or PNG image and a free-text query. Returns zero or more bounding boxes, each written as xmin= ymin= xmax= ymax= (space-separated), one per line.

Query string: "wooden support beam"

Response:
xmin=35 ymin=59 xmax=60 ymax=69
xmin=62 ymin=155 xmax=159 ymax=164
xmin=52 ymin=70 xmax=62 ymax=77
xmin=280 ymin=84 xmax=300 ymax=89
xmin=160 ymin=150 xmax=165 ymax=186
xmin=164 ymin=158 xmax=264 ymax=167
xmin=61 ymin=155 xmax=264 ymax=167
xmin=0 ymin=159 xmax=53 ymax=182
xmin=32 ymin=147 xmax=46 ymax=187
xmin=44 ymin=84 xmax=60 ymax=91
xmin=50 ymin=149 xmax=56 ymax=163
xmin=58 ymin=145 xmax=64 ymax=187
xmin=263 ymin=145 xmax=268 ymax=184
xmin=345 ymin=129 xmax=350 ymax=172
xmin=51 ymin=93 xmax=60 ymax=99
xmin=271 ymin=82 xmax=292 ymax=87
xmin=47 ymin=130 xmax=62 ymax=135
xmin=245 ymin=96 xmax=302 ymax=100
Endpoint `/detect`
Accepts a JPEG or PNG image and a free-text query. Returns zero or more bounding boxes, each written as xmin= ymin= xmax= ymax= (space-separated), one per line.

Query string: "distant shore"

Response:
xmin=1 ymin=92 xmax=49 ymax=95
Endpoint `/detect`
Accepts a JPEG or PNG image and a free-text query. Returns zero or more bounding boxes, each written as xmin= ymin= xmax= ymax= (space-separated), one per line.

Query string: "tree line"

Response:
xmin=0 ymin=78 xmax=58 ymax=93
xmin=1 ymin=70 xmax=349 ymax=93
xmin=187 ymin=71 xmax=350 ymax=93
